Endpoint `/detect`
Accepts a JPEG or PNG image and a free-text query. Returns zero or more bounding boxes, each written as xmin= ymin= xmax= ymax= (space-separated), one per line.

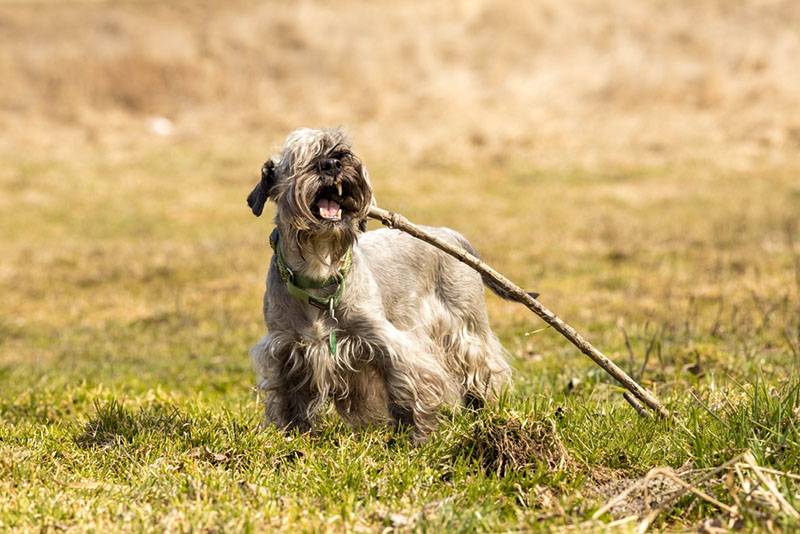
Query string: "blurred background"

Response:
xmin=1 ymin=0 xmax=799 ymax=388
xmin=2 ymin=0 xmax=799 ymax=166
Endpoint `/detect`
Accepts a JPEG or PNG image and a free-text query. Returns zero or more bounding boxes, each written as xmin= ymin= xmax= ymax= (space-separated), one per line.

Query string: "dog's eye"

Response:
xmin=329 ymin=150 xmax=348 ymax=160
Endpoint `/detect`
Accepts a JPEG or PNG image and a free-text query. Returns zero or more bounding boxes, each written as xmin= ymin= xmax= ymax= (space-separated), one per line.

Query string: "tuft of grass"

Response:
xmin=453 ymin=400 xmax=575 ymax=477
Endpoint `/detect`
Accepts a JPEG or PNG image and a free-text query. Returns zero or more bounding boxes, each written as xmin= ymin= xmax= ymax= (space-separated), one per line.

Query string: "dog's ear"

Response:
xmin=247 ymin=160 xmax=276 ymax=217
xmin=358 ymin=163 xmax=375 ymax=232
xmin=358 ymin=195 xmax=377 ymax=232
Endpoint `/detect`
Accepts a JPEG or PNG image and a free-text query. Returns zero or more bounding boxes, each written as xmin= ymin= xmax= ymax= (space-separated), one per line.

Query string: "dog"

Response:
xmin=247 ymin=127 xmax=512 ymax=441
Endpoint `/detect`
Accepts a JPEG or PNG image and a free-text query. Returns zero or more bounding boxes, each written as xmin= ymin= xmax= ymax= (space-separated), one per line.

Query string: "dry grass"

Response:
xmin=2 ymin=1 xmax=800 ymax=531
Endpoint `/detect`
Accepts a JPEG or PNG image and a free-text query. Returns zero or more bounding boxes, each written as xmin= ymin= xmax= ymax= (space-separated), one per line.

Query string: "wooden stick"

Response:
xmin=368 ymin=205 xmax=670 ymax=418
xmin=623 ymin=392 xmax=651 ymax=418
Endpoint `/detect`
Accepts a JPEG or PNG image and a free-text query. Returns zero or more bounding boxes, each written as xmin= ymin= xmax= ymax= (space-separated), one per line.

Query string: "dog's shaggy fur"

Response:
xmin=248 ymin=127 xmax=511 ymax=441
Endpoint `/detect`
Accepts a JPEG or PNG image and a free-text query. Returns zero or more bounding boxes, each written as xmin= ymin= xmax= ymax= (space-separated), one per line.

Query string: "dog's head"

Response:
xmin=248 ymin=128 xmax=373 ymax=239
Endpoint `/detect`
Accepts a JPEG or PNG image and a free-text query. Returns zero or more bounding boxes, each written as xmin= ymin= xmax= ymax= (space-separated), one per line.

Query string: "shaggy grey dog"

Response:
xmin=247 ymin=127 xmax=511 ymax=441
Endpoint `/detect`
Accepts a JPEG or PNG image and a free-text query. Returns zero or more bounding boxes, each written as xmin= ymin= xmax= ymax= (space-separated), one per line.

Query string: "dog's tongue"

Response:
xmin=318 ymin=198 xmax=341 ymax=220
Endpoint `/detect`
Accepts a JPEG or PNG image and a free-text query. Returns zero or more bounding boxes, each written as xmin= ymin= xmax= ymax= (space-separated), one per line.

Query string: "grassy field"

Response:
xmin=2 ymin=1 xmax=800 ymax=531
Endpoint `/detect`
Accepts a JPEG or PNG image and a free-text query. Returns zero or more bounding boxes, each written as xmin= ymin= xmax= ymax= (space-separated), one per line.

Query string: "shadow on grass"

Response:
xmin=72 ymin=398 xmax=305 ymax=473
xmin=74 ymin=399 xmax=192 ymax=448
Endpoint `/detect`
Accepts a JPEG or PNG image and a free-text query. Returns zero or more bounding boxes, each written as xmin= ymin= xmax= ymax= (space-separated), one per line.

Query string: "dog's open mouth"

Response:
xmin=315 ymin=184 xmax=356 ymax=222
xmin=318 ymin=198 xmax=341 ymax=220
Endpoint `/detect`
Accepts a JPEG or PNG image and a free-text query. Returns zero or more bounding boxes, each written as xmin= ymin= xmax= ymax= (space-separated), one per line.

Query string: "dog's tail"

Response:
xmin=482 ymin=273 xmax=540 ymax=301
xmin=448 ymin=231 xmax=540 ymax=302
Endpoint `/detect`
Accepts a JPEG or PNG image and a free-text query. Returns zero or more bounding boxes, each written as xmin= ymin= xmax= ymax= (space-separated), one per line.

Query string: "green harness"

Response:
xmin=269 ymin=230 xmax=352 ymax=356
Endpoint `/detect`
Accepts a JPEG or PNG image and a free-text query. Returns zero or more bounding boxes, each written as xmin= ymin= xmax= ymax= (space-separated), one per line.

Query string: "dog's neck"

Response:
xmin=276 ymin=225 xmax=354 ymax=281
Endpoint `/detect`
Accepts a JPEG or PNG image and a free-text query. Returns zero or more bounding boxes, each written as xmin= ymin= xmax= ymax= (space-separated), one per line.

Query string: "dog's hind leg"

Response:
xmin=471 ymin=329 xmax=511 ymax=401
xmin=374 ymin=329 xmax=459 ymax=442
xmin=425 ymin=252 xmax=512 ymax=406
xmin=421 ymin=295 xmax=510 ymax=408
xmin=438 ymin=323 xmax=510 ymax=405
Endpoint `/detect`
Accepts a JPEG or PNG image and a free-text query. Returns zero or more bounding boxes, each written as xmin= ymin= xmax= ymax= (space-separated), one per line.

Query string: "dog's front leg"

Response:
xmin=252 ymin=334 xmax=324 ymax=434
xmin=264 ymin=379 xmax=321 ymax=434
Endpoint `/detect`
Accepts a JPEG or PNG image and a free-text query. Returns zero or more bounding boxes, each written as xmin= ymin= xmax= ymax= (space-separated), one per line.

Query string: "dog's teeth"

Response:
xmin=336 ymin=183 xmax=342 ymax=197
xmin=336 ymin=209 xmax=342 ymax=219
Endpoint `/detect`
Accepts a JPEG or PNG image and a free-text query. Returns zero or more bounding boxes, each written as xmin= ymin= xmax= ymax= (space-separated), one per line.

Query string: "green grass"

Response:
xmin=2 ymin=140 xmax=800 ymax=531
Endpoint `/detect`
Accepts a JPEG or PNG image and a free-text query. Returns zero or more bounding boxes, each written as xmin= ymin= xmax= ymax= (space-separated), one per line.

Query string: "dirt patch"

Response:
xmin=591 ymin=472 xmax=685 ymax=518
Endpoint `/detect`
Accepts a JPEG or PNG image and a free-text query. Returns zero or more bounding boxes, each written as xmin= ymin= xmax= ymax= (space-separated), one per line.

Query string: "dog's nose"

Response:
xmin=318 ymin=158 xmax=342 ymax=175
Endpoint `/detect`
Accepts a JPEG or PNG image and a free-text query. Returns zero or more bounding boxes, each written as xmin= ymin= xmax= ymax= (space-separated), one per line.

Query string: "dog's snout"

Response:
xmin=318 ymin=158 xmax=342 ymax=175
